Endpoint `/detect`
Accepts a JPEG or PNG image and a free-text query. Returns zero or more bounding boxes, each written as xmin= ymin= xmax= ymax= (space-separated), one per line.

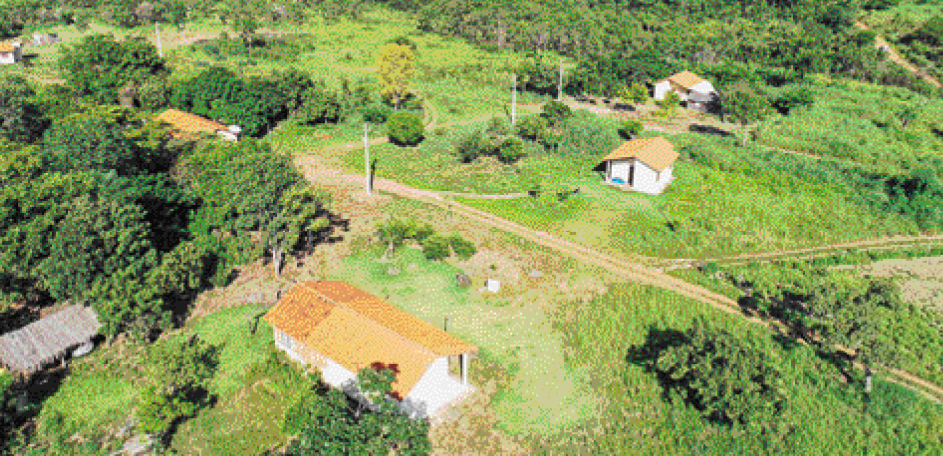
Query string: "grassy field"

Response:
xmin=543 ymin=282 xmax=943 ymax=454
xmin=33 ymin=305 xmax=311 ymax=454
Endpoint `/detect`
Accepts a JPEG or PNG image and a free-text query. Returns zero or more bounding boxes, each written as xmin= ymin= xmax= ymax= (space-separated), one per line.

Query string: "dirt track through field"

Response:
xmin=855 ymin=21 xmax=942 ymax=88
xmin=297 ymin=150 xmax=943 ymax=405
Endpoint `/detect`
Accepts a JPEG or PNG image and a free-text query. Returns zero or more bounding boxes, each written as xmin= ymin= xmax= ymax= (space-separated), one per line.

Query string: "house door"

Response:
xmin=628 ymin=163 xmax=635 ymax=186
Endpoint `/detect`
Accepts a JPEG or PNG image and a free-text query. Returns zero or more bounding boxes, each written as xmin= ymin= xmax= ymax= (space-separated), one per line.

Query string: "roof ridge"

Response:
xmin=300 ymin=282 xmax=442 ymax=359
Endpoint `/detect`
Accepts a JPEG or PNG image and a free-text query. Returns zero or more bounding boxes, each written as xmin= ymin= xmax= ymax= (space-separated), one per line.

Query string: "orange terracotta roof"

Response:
xmin=0 ymin=42 xmax=18 ymax=53
xmin=264 ymin=281 xmax=478 ymax=399
xmin=601 ymin=137 xmax=679 ymax=171
xmin=666 ymin=71 xmax=704 ymax=89
xmin=154 ymin=109 xmax=227 ymax=138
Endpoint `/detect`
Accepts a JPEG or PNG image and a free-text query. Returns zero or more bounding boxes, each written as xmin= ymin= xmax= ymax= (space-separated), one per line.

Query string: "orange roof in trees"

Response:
xmin=154 ymin=109 xmax=227 ymax=138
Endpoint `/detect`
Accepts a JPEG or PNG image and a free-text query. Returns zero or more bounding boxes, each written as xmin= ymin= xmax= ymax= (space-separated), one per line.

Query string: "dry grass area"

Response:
xmin=859 ymin=256 xmax=943 ymax=311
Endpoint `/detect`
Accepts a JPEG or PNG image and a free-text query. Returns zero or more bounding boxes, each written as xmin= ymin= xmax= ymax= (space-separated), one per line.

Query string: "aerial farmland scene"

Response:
xmin=2 ymin=0 xmax=943 ymax=454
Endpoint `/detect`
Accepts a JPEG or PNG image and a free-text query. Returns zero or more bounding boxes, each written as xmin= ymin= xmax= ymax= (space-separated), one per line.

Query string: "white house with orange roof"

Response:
xmin=0 ymin=41 xmax=22 ymax=65
xmin=264 ymin=281 xmax=478 ymax=420
xmin=653 ymin=71 xmax=718 ymax=111
xmin=597 ymin=137 xmax=679 ymax=195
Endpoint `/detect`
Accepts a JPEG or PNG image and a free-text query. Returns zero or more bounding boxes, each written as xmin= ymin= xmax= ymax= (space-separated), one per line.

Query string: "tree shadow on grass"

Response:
xmin=625 ymin=326 xmax=689 ymax=404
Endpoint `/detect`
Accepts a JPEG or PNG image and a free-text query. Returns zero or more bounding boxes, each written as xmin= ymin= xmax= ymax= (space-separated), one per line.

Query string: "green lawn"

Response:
xmin=328 ymin=244 xmax=604 ymax=435
xmin=543 ymin=282 xmax=943 ymax=454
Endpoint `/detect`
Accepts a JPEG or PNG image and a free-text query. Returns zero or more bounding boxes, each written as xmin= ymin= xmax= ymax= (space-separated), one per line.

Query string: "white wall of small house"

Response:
xmin=0 ymin=52 xmax=15 ymax=64
xmin=272 ymin=327 xmax=357 ymax=389
xmin=653 ymin=80 xmax=672 ymax=100
xmin=691 ymin=80 xmax=716 ymax=94
xmin=402 ymin=357 xmax=451 ymax=417
xmin=632 ymin=161 xmax=672 ymax=195
xmin=608 ymin=159 xmax=633 ymax=183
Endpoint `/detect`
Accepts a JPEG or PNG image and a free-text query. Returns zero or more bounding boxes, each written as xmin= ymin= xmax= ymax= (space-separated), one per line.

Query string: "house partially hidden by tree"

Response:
xmin=264 ymin=281 xmax=478 ymax=419
xmin=596 ymin=136 xmax=679 ymax=195
xmin=0 ymin=306 xmax=102 ymax=376
xmin=154 ymin=109 xmax=241 ymax=141
xmin=653 ymin=71 xmax=719 ymax=112
xmin=0 ymin=41 xmax=22 ymax=65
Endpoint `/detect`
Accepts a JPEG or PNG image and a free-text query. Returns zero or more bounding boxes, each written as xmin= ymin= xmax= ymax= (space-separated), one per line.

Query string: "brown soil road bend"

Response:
xmin=855 ymin=20 xmax=942 ymax=88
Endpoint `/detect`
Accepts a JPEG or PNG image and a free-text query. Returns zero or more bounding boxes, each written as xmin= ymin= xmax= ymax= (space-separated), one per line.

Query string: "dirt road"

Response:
xmin=855 ymin=20 xmax=942 ymax=88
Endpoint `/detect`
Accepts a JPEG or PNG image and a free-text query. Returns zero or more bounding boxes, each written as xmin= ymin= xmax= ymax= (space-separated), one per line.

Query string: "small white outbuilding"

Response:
xmin=653 ymin=71 xmax=718 ymax=111
xmin=0 ymin=41 xmax=22 ymax=65
xmin=264 ymin=281 xmax=478 ymax=420
xmin=598 ymin=136 xmax=679 ymax=195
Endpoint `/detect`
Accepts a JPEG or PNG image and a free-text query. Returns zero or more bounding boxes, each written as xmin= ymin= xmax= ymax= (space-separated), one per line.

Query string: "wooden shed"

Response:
xmin=0 ymin=306 xmax=102 ymax=374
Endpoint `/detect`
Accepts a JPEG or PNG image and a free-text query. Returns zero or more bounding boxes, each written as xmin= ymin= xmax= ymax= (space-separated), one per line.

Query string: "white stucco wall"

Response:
xmin=272 ymin=327 xmax=357 ymax=389
xmin=690 ymin=80 xmax=716 ymax=94
xmin=632 ymin=161 xmax=672 ymax=195
xmin=403 ymin=357 xmax=451 ymax=418
xmin=653 ymin=80 xmax=671 ymax=100
xmin=607 ymin=159 xmax=633 ymax=183
xmin=0 ymin=51 xmax=16 ymax=64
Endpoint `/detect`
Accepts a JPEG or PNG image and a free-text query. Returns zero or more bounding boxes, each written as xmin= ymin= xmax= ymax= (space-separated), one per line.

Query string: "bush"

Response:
xmin=361 ymin=103 xmax=394 ymax=124
xmin=918 ymin=16 xmax=943 ymax=46
xmin=773 ymin=86 xmax=814 ymax=115
xmin=485 ymin=117 xmax=512 ymax=136
xmin=387 ymin=111 xmax=424 ymax=146
xmin=618 ymin=119 xmax=643 ymax=139
xmin=295 ymin=83 xmax=342 ymax=125
xmin=455 ymin=129 xmax=491 ymax=162
xmin=515 ymin=115 xmax=549 ymax=141
xmin=422 ymin=235 xmax=451 ymax=261
xmin=497 ymin=137 xmax=526 ymax=163
xmin=138 ymin=78 xmax=172 ymax=111
xmin=541 ymin=100 xmax=572 ymax=125
xmin=448 ymin=235 xmax=477 ymax=260
xmin=556 ymin=112 xmax=621 ymax=156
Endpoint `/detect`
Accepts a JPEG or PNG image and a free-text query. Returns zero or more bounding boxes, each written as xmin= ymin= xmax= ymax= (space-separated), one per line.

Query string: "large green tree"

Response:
xmin=59 ymin=34 xmax=167 ymax=103
xmin=723 ymin=90 xmax=775 ymax=146
xmin=0 ymin=76 xmax=48 ymax=143
xmin=628 ymin=318 xmax=786 ymax=427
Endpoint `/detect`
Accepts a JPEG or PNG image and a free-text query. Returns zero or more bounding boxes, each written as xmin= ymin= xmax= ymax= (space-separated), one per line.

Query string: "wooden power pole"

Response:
xmin=511 ymin=73 xmax=518 ymax=125
xmin=155 ymin=22 xmax=163 ymax=58
xmin=364 ymin=124 xmax=371 ymax=195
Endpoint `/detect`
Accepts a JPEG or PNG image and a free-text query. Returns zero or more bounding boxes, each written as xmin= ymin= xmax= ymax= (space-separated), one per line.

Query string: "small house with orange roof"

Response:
xmin=653 ymin=71 xmax=718 ymax=112
xmin=0 ymin=41 xmax=22 ymax=65
xmin=597 ymin=136 xmax=679 ymax=195
xmin=154 ymin=109 xmax=240 ymax=141
xmin=264 ymin=281 xmax=478 ymax=419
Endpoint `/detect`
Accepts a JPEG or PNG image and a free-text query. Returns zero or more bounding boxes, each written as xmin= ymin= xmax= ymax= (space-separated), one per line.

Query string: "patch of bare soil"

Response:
xmin=429 ymin=379 xmax=531 ymax=456
xmin=857 ymin=256 xmax=943 ymax=311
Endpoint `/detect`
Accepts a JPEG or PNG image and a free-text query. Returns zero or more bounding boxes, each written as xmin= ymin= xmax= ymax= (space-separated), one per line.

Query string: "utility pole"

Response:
xmin=155 ymin=22 xmax=163 ymax=58
xmin=364 ymin=124 xmax=371 ymax=195
xmin=511 ymin=73 xmax=518 ymax=126
xmin=558 ymin=58 xmax=564 ymax=102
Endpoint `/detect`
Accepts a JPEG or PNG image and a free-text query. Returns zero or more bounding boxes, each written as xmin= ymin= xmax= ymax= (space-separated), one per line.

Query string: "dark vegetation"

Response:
xmin=375 ymin=218 xmax=477 ymax=261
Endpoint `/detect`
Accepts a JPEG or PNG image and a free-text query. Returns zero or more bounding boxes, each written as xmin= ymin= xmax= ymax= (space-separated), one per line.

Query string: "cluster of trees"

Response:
xmin=713 ymin=260 xmax=943 ymax=383
xmin=284 ymin=367 xmax=431 ymax=455
xmin=628 ymin=318 xmax=786 ymax=428
xmin=375 ymin=218 xmax=477 ymax=261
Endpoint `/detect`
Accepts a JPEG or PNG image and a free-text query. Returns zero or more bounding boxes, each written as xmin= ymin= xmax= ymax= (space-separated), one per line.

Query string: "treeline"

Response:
xmin=0 ymin=72 xmax=333 ymax=339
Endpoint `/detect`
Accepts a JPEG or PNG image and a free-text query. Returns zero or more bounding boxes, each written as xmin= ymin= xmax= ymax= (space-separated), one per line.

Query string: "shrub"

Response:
xmin=773 ymin=86 xmax=814 ymax=115
xmin=422 ymin=235 xmax=451 ymax=261
xmin=295 ymin=83 xmax=342 ymax=125
xmin=448 ymin=235 xmax=477 ymax=260
xmin=918 ymin=15 xmax=943 ymax=46
xmin=556 ymin=112 xmax=622 ymax=155
xmin=138 ymin=77 xmax=172 ymax=111
xmin=618 ymin=119 xmax=643 ymax=139
xmin=361 ymin=103 xmax=394 ymax=124
xmin=515 ymin=115 xmax=549 ymax=141
xmin=497 ymin=137 xmax=526 ymax=163
xmin=485 ymin=117 xmax=512 ymax=136
xmin=541 ymin=100 xmax=572 ymax=125
xmin=387 ymin=111 xmax=424 ymax=146
xmin=412 ymin=223 xmax=435 ymax=243
xmin=455 ymin=129 xmax=491 ymax=162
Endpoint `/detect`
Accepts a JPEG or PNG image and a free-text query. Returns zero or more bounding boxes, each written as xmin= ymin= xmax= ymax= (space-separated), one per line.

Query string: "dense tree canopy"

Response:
xmin=0 ymin=76 xmax=48 ymax=143
xmin=59 ymin=34 xmax=167 ymax=103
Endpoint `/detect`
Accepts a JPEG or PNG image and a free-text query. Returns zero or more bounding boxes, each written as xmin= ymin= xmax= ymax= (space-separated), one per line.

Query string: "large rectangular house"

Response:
xmin=264 ymin=281 xmax=478 ymax=419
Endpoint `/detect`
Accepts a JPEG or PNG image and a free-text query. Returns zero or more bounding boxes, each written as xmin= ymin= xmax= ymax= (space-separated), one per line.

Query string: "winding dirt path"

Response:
xmin=854 ymin=20 xmax=942 ymax=88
